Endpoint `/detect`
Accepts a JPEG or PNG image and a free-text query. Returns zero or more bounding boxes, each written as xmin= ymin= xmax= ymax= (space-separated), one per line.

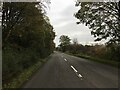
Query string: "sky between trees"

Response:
xmin=47 ymin=0 xmax=107 ymax=46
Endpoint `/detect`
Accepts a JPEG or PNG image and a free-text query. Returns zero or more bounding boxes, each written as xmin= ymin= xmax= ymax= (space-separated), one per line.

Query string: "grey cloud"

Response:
xmin=47 ymin=0 xmax=96 ymax=46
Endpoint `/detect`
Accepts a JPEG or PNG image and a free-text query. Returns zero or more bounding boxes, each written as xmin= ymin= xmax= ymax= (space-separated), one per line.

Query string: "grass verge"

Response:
xmin=66 ymin=52 xmax=119 ymax=68
xmin=3 ymin=58 xmax=48 ymax=88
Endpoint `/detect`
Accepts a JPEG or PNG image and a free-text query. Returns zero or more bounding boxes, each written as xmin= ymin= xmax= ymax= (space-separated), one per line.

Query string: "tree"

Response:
xmin=59 ymin=35 xmax=71 ymax=46
xmin=2 ymin=2 xmax=29 ymax=44
xmin=71 ymin=38 xmax=79 ymax=54
xmin=2 ymin=2 xmax=55 ymax=53
xmin=72 ymin=38 xmax=78 ymax=45
xmin=2 ymin=1 xmax=56 ymax=84
xmin=75 ymin=1 xmax=120 ymax=44
xmin=59 ymin=35 xmax=71 ymax=52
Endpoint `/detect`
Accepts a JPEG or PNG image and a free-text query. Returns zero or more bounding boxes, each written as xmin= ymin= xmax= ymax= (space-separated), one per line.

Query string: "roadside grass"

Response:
xmin=66 ymin=52 xmax=119 ymax=68
xmin=3 ymin=58 xmax=48 ymax=88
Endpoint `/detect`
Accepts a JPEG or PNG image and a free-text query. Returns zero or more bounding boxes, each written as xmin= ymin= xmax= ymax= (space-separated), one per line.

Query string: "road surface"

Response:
xmin=23 ymin=51 xmax=118 ymax=88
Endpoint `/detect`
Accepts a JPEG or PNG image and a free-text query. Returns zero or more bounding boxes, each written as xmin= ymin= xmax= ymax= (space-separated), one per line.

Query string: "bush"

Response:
xmin=2 ymin=46 xmax=41 ymax=84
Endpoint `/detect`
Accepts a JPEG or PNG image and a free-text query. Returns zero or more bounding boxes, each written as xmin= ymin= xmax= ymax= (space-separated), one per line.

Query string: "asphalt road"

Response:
xmin=23 ymin=51 xmax=118 ymax=88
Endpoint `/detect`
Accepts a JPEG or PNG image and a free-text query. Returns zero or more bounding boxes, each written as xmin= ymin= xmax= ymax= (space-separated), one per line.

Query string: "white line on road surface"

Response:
xmin=71 ymin=65 xmax=83 ymax=79
xmin=63 ymin=57 xmax=83 ymax=79
xmin=64 ymin=58 xmax=67 ymax=61
xmin=78 ymin=73 xmax=82 ymax=78
xmin=71 ymin=65 xmax=78 ymax=73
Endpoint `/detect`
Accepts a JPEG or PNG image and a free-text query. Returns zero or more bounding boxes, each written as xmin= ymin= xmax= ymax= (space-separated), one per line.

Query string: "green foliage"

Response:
xmin=75 ymin=2 xmax=120 ymax=44
xmin=59 ymin=35 xmax=71 ymax=52
xmin=3 ymin=46 xmax=39 ymax=83
xmin=73 ymin=53 xmax=118 ymax=67
xmin=2 ymin=1 xmax=55 ymax=85
xmin=59 ymin=35 xmax=71 ymax=46
xmin=58 ymin=36 xmax=119 ymax=66
xmin=3 ymin=61 xmax=42 ymax=88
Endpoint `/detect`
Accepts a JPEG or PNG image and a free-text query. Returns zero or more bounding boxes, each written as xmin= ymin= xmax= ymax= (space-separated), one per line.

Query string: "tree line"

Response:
xmin=2 ymin=0 xmax=120 ymax=85
xmin=57 ymin=35 xmax=120 ymax=63
xmin=2 ymin=2 xmax=55 ymax=84
xmin=56 ymin=1 xmax=120 ymax=62
xmin=73 ymin=1 xmax=120 ymax=62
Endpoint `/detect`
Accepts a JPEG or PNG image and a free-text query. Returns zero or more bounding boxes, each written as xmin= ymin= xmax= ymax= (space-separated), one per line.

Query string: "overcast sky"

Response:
xmin=47 ymin=0 xmax=103 ymax=46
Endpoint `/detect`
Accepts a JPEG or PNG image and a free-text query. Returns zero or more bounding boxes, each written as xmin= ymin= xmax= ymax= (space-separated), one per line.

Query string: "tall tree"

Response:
xmin=72 ymin=38 xmax=78 ymax=45
xmin=59 ymin=35 xmax=71 ymax=46
xmin=2 ymin=1 xmax=56 ymax=83
xmin=75 ymin=1 xmax=120 ymax=44
xmin=59 ymin=35 xmax=71 ymax=52
xmin=2 ymin=2 xmax=29 ymax=44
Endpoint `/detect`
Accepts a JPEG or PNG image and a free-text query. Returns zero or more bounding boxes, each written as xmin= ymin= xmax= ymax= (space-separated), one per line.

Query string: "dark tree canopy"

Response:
xmin=59 ymin=35 xmax=71 ymax=52
xmin=59 ymin=35 xmax=71 ymax=46
xmin=72 ymin=38 xmax=78 ymax=45
xmin=75 ymin=1 xmax=120 ymax=44
xmin=2 ymin=2 xmax=55 ymax=52
xmin=2 ymin=1 xmax=56 ymax=83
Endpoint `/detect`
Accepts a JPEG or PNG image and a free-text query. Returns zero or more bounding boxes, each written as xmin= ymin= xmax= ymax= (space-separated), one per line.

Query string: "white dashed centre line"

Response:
xmin=78 ymin=74 xmax=82 ymax=78
xmin=63 ymin=58 xmax=83 ymax=79
xmin=71 ymin=65 xmax=78 ymax=73
xmin=71 ymin=65 xmax=83 ymax=79
xmin=64 ymin=58 xmax=67 ymax=61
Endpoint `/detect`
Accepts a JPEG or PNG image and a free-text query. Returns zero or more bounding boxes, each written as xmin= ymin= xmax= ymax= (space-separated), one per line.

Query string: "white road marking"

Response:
xmin=71 ymin=65 xmax=83 ymax=79
xmin=78 ymin=73 xmax=82 ymax=78
xmin=71 ymin=65 xmax=78 ymax=73
xmin=63 ymin=58 xmax=83 ymax=79
xmin=64 ymin=58 xmax=67 ymax=61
